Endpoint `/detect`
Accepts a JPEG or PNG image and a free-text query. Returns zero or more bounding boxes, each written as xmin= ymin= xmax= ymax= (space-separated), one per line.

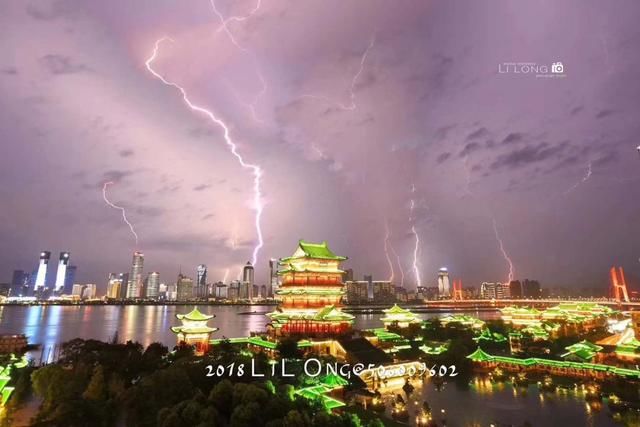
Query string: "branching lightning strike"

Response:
xmin=145 ymin=37 xmax=264 ymax=266
xmin=492 ymin=217 xmax=514 ymax=284
xmin=102 ymin=181 xmax=139 ymax=246
xmin=564 ymin=162 xmax=593 ymax=195
xmin=409 ymin=184 xmax=422 ymax=287
xmin=301 ymin=36 xmax=375 ymax=111
xmin=210 ymin=0 xmax=267 ymax=123
xmin=383 ymin=218 xmax=395 ymax=283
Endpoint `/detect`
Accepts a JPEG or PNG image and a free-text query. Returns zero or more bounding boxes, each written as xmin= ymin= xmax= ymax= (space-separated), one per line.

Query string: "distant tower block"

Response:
xmin=610 ymin=266 xmax=630 ymax=303
xmin=452 ymin=279 xmax=464 ymax=301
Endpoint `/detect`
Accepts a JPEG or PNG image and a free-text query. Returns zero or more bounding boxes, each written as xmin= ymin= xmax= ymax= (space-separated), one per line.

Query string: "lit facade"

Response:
xmin=171 ymin=307 xmax=218 ymax=354
xmin=437 ymin=267 xmax=450 ymax=297
xmin=53 ymin=251 xmax=70 ymax=294
xmin=126 ymin=251 xmax=144 ymax=298
xmin=267 ymin=240 xmax=354 ymax=337
xmin=33 ymin=251 xmax=51 ymax=293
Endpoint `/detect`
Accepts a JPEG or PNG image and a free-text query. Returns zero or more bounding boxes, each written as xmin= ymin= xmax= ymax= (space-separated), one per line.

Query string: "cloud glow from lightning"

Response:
xmin=145 ymin=37 xmax=264 ymax=266
xmin=492 ymin=217 xmax=514 ymax=284
xmin=383 ymin=218 xmax=395 ymax=283
xmin=102 ymin=181 xmax=139 ymax=246
xmin=301 ymin=35 xmax=375 ymax=111
xmin=210 ymin=0 xmax=267 ymax=124
xmin=409 ymin=184 xmax=422 ymax=287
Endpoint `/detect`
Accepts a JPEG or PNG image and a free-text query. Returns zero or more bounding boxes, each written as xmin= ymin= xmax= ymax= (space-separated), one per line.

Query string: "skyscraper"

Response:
xmin=196 ymin=264 xmax=207 ymax=298
xmin=437 ymin=267 xmax=450 ymax=297
xmin=145 ymin=272 xmax=160 ymax=299
xmin=64 ymin=265 xmax=77 ymax=295
xmin=176 ymin=274 xmax=194 ymax=301
xmin=126 ymin=251 xmax=144 ymax=298
xmin=269 ymin=258 xmax=279 ymax=297
xmin=33 ymin=251 xmax=51 ymax=294
xmin=242 ymin=261 xmax=254 ymax=301
xmin=106 ymin=273 xmax=124 ymax=299
xmin=10 ymin=270 xmax=28 ymax=296
xmin=54 ymin=252 xmax=70 ymax=294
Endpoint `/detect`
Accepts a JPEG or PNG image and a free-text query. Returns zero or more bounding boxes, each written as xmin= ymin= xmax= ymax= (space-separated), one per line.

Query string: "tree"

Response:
xmin=277 ymin=338 xmax=301 ymax=359
xmin=83 ymin=365 xmax=107 ymax=401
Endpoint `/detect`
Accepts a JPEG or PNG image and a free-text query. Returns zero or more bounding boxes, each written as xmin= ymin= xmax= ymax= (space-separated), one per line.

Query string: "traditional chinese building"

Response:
xmin=171 ymin=307 xmax=218 ymax=354
xmin=267 ymin=240 xmax=354 ymax=337
xmin=380 ymin=304 xmax=422 ymax=329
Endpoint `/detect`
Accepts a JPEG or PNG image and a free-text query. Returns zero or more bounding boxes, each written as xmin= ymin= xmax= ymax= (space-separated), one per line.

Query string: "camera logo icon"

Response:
xmin=551 ymin=62 xmax=564 ymax=73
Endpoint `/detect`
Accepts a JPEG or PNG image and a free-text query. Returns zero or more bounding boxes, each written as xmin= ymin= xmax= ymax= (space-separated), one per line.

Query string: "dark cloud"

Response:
xmin=595 ymin=109 xmax=615 ymax=119
xmin=1 ymin=67 xmax=18 ymax=75
xmin=135 ymin=206 xmax=164 ymax=217
xmin=459 ymin=141 xmax=481 ymax=157
xmin=502 ymin=133 xmax=524 ymax=145
xmin=467 ymin=127 xmax=489 ymax=140
xmin=492 ymin=142 xmax=568 ymax=170
xmin=119 ymin=149 xmax=134 ymax=157
xmin=436 ymin=152 xmax=451 ymax=164
xmin=26 ymin=0 xmax=78 ymax=21
xmin=570 ymin=106 xmax=583 ymax=116
xmin=193 ymin=184 xmax=211 ymax=191
xmin=202 ymin=214 xmax=215 ymax=220
xmin=39 ymin=54 xmax=89 ymax=75
xmin=102 ymin=170 xmax=133 ymax=182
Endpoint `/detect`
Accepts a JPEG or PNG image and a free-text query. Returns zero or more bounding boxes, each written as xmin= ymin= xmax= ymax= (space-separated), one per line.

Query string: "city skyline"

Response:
xmin=1 ymin=1 xmax=640 ymax=289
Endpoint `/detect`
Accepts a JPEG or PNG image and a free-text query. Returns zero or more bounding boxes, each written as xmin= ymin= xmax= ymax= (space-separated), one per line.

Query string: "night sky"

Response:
xmin=1 ymin=0 xmax=639 ymax=291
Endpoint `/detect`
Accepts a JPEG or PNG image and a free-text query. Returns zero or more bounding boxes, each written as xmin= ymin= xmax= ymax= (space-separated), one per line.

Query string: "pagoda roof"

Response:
xmin=176 ymin=307 xmax=214 ymax=321
xmin=277 ymin=265 xmax=345 ymax=275
xmin=281 ymin=240 xmax=347 ymax=262
xmin=267 ymin=306 xmax=355 ymax=322
xmin=467 ymin=347 xmax=492 ymax=362
xmin=171 ymin=325 xmax=218 ymax=334
xmin=561 ymin=340 xmax=603 ymax=361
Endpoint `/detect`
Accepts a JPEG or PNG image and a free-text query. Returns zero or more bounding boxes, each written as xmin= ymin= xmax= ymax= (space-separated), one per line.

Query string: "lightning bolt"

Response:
xmin=210 ymin=0 xmax=267 ymax=123
xmin=222 ymin=268 xmax=229 ymax=283
xmin=564 ymin=162 xmax=592 ymax=195
xmin=102 ymin=181 xmax=139 ymax=246
xmin=409 ymin=184 xmax=422 ymax=287
xmin=391 ymin=244 xmax=405 ymax=287
xmin=383 ymin=218 xmax=395 ymax=283
xmin=492 ymin=217 xmax=514 ymax=284
xmin=146 ymin=38 xmax=264 ymax=266
xmin=301 ymin=35 xmax=375 ymax=111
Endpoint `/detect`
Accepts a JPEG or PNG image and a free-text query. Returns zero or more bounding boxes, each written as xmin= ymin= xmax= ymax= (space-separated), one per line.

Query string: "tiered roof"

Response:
xmin=439 ymin=314 xmax=485 ymax=329
xmin=561 ymin=340 xmax=603 ymax=362
xmin=268 ymin=305 xmax=355 ymax=324
xmin=281 ymin=240 xmax=347 ymax=262
xmin=171 ymin=307 xmax=218 ymax=335
xmin=380 ymin=304 xmax=422 ymax=326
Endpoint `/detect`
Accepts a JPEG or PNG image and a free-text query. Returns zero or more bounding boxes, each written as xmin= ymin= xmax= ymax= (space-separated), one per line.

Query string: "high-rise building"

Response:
xmin=522 ymin=279 xmax=542 ymax=298
xmin=228 ymin=280 xmax=240 ymax=301
xmin=106 ymin=273 xmax=124 ymax=299
xmin=437 ymin=267 xmax=451 ymax=297
xmin=126 ymin=251 xmax=144 ymax=298
xmin=54 ymin=252 xmax=70 ymax=294
xmin=196 ymin=264 xmax=207 ymax=298
xmin=145 ymin=272 xmax=160 ymax=299
xmin=33 ymin=251 xmax=51 ymax=294
xmin=481 ymin=282 xmax=510 ymax=299
xmin=10 ymin=270 xmax=28 ymax=296
xmin=64 ymin=265 xmax=77 ymax=295
xmin=82 ymin=284 xmax=97 ymax=299
xmin=176 ymin=274 xmax=194 ymax=301
xmin=72 ymin=284 xmax=84 ymax=297
xmin=215 ymin=282 xmax=227 ymax=299
xmin=242 ymin=262 xmax=254 ymax=301
xmin=342 ymin=268 xmax=354 ymax=283
xmin=509 ymin=280 xmax=523 ymax=299
xmin=364 ymin=275 xmax=374 ymax=301
xmin=269 ymin=258 xmax=279 ymax=297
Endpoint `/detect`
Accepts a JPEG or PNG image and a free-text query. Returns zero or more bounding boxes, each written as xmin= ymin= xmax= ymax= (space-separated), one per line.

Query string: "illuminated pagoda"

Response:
xmin=560 ymin=340 xmax=603 ymax=363
xmin=267 ymin=240 xmax=354 ymax=337
xmin=380 ymin=304 xmax=422 ymax=329
xmin=171 ymin=307 xmax=218 ymax=355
